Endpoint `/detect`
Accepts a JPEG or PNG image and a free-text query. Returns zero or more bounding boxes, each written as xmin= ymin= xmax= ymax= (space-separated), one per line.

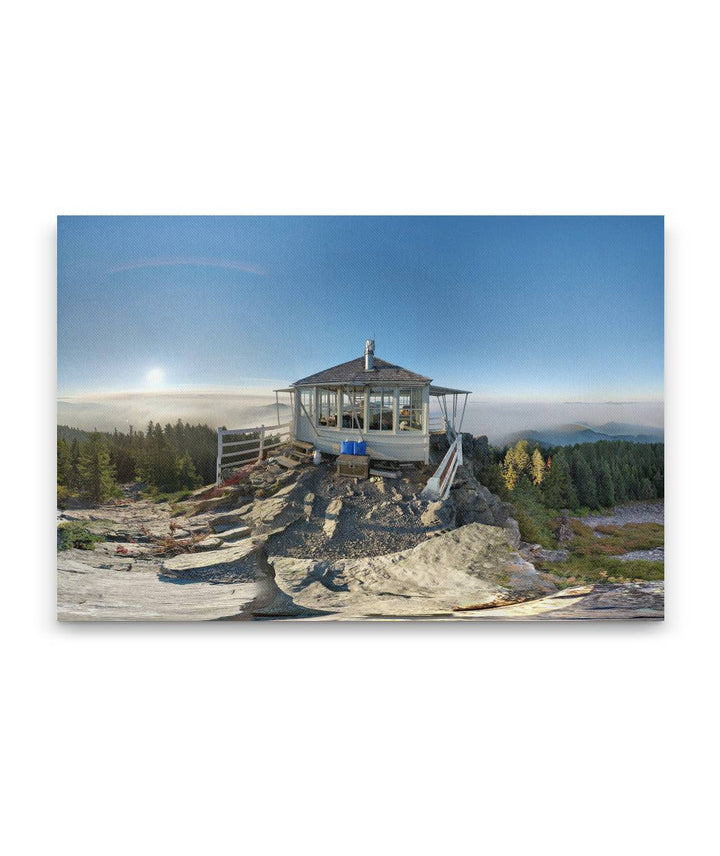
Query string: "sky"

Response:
xmin=57 ymin=215 xmax=664 ymax=401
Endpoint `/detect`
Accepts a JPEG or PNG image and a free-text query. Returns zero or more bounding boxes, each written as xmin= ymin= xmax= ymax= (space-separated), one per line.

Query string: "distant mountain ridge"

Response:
xmin=502 ymin=422 xmax=663 ymax=448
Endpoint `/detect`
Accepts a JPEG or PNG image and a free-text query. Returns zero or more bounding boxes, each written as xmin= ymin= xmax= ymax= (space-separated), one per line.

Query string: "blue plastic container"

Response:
xmin=341 ymin=440 xmax=354 ymax=455
xmin=353 ymin=440 xmax=367 ymax=456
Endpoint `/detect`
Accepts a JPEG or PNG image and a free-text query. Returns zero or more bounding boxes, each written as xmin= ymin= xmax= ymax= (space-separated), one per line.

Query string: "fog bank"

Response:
xmin=58 ymin=390 xmax=663 ymax=445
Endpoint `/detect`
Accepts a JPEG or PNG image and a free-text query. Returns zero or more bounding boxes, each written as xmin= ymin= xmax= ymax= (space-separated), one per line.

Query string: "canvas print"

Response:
xmin=57 ymin=216 xmax=664 ymax=621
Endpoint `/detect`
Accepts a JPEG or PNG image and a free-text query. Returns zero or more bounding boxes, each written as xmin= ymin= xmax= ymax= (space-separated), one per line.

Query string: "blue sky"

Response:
xmin=57 ymin=216 xmax=664 ymax=399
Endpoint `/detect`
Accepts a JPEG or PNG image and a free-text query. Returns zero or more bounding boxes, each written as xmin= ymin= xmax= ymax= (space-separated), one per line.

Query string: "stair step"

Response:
xmin=276 ymin=455 xmax=301 ymax=469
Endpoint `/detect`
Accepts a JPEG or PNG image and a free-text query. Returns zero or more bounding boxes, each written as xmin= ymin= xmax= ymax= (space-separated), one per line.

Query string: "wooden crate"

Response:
xmin=337 ymin=454 xmax=370 ymax=479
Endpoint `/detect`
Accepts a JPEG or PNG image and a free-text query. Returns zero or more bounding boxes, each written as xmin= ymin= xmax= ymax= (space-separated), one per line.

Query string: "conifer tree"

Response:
xmin=57 ymin=438 xmax=71 ymax=486
xmin=176 ymin=452 xmax=201 ymax=490
xmin=598 ymin=461 xmax=616 ymax=507
xmin=77 ymin=433 xmax=117 ymax=503
xmin=639 ymin=477 xmax=657 ymax=500
xmin=502 ymin=447 xmax=519 ymax=491
xmin=574 ymin=456 xmax=598 ymax=509
xmin=69 ymin=439 xmax=81 ymax=489
xmin=513 ymin=440 xmax=530 ymax=474
xmin=541 ymin=448 xmax=576 ymax=509
xmin=531 ymin=447 xmax=545 ymax=486
xmin=503 ymin=440 xmax=531 ymax=492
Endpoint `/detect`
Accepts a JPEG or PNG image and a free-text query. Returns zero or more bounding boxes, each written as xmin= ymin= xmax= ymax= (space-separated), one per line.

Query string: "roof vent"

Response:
xmin=364 ymin=339 xmax=375 ymax=371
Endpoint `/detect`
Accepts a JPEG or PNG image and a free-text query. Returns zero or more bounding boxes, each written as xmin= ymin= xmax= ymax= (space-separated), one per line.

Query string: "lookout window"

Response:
xmin=368 ymin=388 xmax=394 ymax=431
xmin=398 ymin=387 xmax=423 ymax=431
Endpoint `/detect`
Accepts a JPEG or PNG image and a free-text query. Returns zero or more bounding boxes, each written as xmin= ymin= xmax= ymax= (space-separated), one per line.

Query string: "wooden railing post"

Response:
xmin=258 ymin=425 xmax=265 ymax=462
xmin=216 ymin=428 xmax=223 ymax=485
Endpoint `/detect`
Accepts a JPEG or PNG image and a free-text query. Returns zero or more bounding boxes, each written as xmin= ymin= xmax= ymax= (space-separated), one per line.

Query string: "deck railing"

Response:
xmin=420 ymin=434 xmax=463 ymax=501
xmin=216 ymin=423 xmax=291 ymax=484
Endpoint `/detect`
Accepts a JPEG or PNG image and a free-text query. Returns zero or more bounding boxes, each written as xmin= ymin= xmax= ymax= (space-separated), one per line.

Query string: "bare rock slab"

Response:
xmin=162 ymin=539 xmax=264 ymax=579
xmin=216 ymin=525 xmax=252 ymax=542
xmin=271 ymin=522 xmax=555 ymax=618
xmin=57 ymin=550 xmax=264 ymax=621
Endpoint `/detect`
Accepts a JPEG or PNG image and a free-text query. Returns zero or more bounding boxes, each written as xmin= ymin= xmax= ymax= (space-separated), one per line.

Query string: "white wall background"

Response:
xmin=3 ymin=2 xmax=717 ymax=854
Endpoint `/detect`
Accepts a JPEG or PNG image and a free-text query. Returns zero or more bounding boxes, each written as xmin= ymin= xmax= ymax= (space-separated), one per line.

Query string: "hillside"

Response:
xmin=504 ymin=422 xmax=663 ymax=447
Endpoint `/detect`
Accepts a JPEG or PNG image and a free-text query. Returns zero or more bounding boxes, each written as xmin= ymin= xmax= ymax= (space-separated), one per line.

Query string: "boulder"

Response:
xmin=492 ymin=502 xmax=514 ymax=527
xmin=527 ymin=546 xmax=569 ymax=563
xmin=303 ymin=492 xmax=315 ymax=521
xmin=556 ymin=513 xmax=574 ymax=545
xmin=477 ymin=485 xmax=495 ymax=505
xmin=323 ymin=498 xmax=343 ymax=538
xmin=503 ymin=517 xmax=521 ymax=549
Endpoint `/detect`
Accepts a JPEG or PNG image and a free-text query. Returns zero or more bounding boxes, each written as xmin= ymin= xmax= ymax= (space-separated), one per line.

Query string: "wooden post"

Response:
xmin=258 ymin=425 xmax=265 ymax=462
xmin=216 ymin=428 xmax=223 ymax=485
xmin=458 ymin=392 xmax=468 ymax=434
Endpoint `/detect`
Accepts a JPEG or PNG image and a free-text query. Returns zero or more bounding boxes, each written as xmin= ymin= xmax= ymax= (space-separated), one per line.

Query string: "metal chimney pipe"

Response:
xmin=364 ymin=339 xmax=375 ymax=371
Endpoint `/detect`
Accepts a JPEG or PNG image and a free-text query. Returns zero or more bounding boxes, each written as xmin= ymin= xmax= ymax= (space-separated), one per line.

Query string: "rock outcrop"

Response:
xmin=57 ymin=454 xmax=664 ymax=621
xmin=447 ymin=464 xmax=516 ymax=530
xmin=267 ymin=522 xmax=556 ymax=618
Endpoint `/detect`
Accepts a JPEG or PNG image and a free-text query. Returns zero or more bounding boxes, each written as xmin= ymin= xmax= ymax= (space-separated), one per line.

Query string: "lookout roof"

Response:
xmin=292 ymin=356 xmax=432 ymax=387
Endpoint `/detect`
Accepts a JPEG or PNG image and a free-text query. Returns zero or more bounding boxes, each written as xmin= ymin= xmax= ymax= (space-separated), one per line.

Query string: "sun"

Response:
xmin=145 ymin=367 xmax=165 ymax=387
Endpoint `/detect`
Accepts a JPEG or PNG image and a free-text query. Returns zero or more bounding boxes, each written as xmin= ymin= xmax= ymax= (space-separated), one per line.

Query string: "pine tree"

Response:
xmin=155 ymin=424 xmax=179 ymax=491
xmin=176 ymin=452 xmax=201 ymax=490
xmin=69 ymin=439 xmax=81 ymax=489
xmin=77 ymin=433 xmax=117 ymax=503
xmin=57 ymin=438 xmax=72 ymax=486
xmin=598 ymin=461 xmax=616 ymax=507
xmin=639 ymin=477 xmax=657 ymax=500
xmin=541 ymin=448 xmax=576 ymax=509
xmin=575 ymin=457 xmax=599 ymax=509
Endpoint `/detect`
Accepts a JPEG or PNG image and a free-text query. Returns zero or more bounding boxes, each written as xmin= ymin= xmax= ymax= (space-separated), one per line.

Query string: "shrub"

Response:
xmin=514 ymin=505 xmax=543 ymax=544
xmin=541 ymin=554 xmax=664 ymax=583
xmin=567 ymin=520 xmax=663 ymax=557
xmin=57 ymin=521 xmax=104 ymax=551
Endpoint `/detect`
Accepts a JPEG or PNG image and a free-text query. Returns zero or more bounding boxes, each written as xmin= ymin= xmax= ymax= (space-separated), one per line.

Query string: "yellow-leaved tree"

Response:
xmin=503 ymin=440 xmax=531 ymax=491
xmin=531 ymin=447 xmax=546 ymax=485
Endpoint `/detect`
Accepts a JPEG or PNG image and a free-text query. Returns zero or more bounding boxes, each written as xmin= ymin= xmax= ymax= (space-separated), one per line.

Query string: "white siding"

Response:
xmin=293 ymin=383 xmax=430 ymax=463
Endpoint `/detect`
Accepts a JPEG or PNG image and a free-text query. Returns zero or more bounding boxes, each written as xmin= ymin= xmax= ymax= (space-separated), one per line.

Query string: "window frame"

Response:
xmin=340 ymin=386 xmax=365 ymax=430
xmin=398 ymin=386 xmax=424 ymax=432
xmin=367 ymin=386 xmax=395 ymax=432
xmin=317 ymin=386 xmax=339 ymax=428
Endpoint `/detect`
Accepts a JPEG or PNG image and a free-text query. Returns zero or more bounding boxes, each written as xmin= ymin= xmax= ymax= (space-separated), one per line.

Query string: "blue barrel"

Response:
xmin=341 ymin=440 xmax=354 ymax=455
xmin=354 ymin=440 xmax=366 ymax=456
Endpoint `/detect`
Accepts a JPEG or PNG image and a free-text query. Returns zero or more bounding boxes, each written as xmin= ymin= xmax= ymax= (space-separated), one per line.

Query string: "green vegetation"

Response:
xmin=541 ymin=555 xmax=664 ymax=585
xmin=492 ymin=440 xmax=664 ymax=542
xmin=567 ymin=519 xmax=664 ymax=557
xmin=57 ymin=420 xmax=217 ymax=502
xmin=77 ymin=432 xmax=119 ymax=503
xmin=541 ymin=518 xmax=664 ymax=584
xmin=499 ymin=439 xmax=663 ymax=511
xmin=466 ymin=436 xmax=665 ymax=585
xmin=57 ymin=521 xmax=104 ymax=551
